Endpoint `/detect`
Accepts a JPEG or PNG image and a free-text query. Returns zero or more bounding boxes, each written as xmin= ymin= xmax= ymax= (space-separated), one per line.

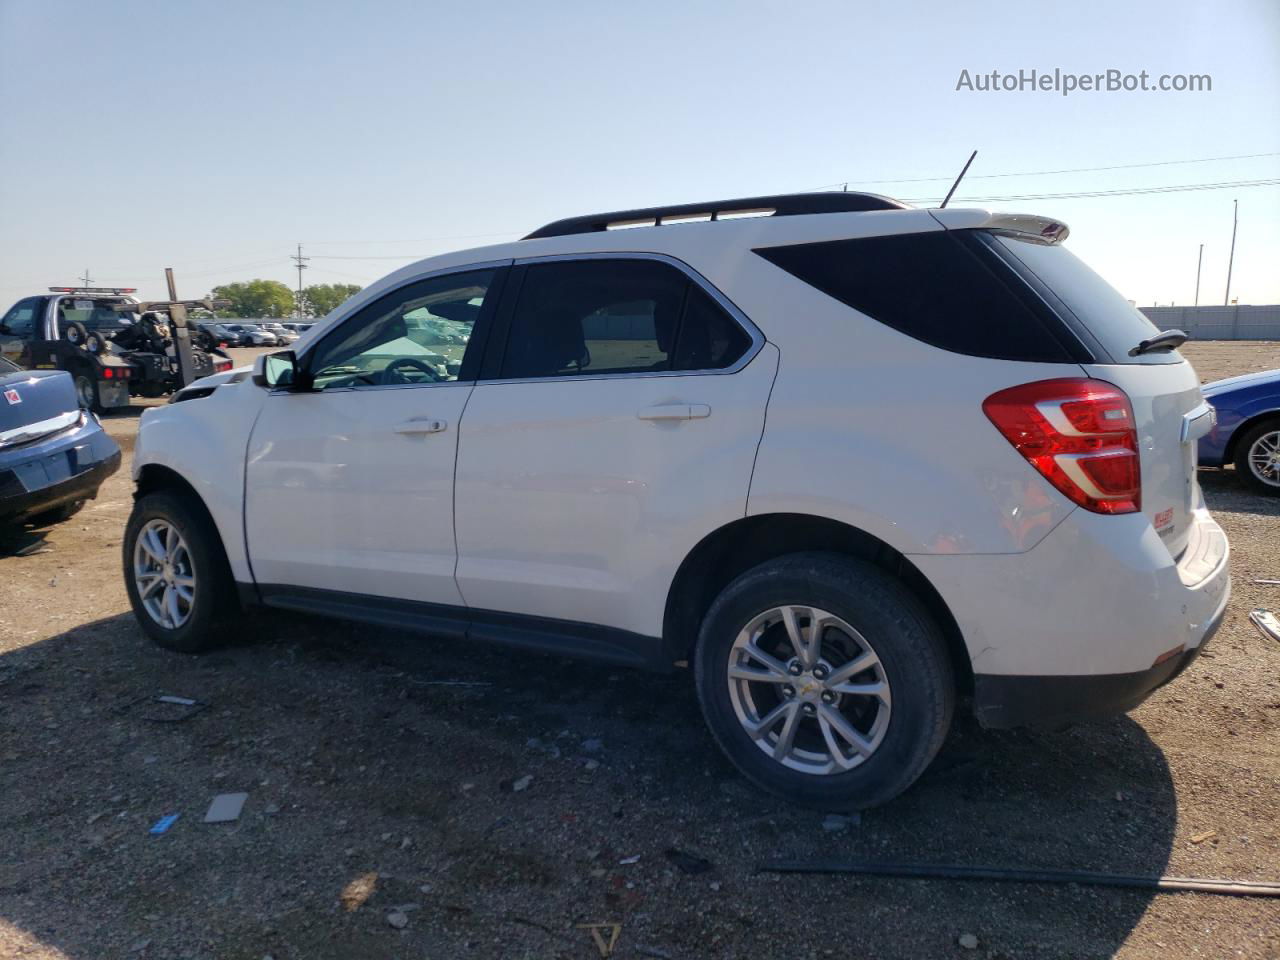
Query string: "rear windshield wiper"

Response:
xmin=1129 ymin=329 xmax=1188 ymax=357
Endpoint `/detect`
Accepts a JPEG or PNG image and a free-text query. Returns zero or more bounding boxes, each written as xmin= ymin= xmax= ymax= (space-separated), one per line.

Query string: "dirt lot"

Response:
xmin=2 ymin=343 xmax=1278 ymax=960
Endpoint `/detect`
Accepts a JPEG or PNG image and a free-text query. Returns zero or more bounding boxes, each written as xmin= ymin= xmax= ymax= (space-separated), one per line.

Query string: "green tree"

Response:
xmin=210 ymin=279 xmax=296 ymax=318
xmin=300 ymin=283 xmax=363 ymax=318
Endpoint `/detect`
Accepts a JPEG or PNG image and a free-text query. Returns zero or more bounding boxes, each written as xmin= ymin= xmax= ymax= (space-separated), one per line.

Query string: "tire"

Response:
xmin=1233 ymin=419 xmax=1280 ymax=496
xmin=694 ymin=553 xmax=955 ymax=810
xmin=123 ymin=491 xmax=242 ymax=653
xmin=64 ymin=320 xmax=90 ymax=347
xmin=73 ymin=374 xmax=102 ymax=413
xmin=85 ymin=331 xmax=109 ymax=355
xmin=29 ymin=499 xmax=85 ymax=526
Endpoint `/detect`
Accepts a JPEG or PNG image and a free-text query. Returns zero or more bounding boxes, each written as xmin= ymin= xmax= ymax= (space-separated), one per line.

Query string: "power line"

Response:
xmin=899 ymin=176 xmax=1280 ymax=204
xmin=810 ymin=150 xmax=1280 ymax=190
xmin=302 ymin=230 xmax=520 ymax=246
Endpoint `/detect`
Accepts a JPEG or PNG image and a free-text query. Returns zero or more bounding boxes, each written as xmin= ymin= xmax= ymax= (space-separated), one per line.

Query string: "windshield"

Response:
xmin=995 ymin=237 xmax=1175 ymax=364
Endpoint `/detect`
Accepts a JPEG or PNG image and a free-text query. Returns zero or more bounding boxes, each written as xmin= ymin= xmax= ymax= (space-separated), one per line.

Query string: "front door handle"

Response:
xmin=393 ymin=417 xmax=448 ymax=435
xmin=637 ymin=403 xmax=711 ymax=421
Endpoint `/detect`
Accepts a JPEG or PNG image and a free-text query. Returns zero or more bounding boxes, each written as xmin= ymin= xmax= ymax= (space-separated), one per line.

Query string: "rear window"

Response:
xmin=58 ymin=299 xmax=135 ymax=331
xmin=994 ymin=237 xmax=1174 ymax=364
xmin=755 ymin=231 xmax=1077 ymax=363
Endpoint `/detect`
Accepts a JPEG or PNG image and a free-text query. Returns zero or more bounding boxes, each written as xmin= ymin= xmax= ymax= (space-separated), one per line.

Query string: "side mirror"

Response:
xmin=0 ymin=324 xmax=10 ymax=335
xmin=252 ymin=350 xmax=298 ymax=389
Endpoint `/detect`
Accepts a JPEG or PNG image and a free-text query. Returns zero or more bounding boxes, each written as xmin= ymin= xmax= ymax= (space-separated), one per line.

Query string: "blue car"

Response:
xmin=1199 ymin=367 xmax=1280 ymax=496
xmin=0 ymin=356 xmax=121 ymax=527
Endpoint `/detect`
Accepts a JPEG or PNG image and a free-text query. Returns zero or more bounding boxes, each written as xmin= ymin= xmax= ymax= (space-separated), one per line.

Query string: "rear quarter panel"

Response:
xmin=714 ymin=255 xmax=1082 ymax=556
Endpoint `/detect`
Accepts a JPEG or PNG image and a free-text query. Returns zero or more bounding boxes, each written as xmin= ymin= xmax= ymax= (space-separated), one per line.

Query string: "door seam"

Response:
xmin=451 ymin=381 xmax=478 ymax=609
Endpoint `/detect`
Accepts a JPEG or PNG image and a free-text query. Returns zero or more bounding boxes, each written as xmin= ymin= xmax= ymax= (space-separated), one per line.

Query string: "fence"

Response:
xmin=1139 ymin=305 xmax=1280 ymax=341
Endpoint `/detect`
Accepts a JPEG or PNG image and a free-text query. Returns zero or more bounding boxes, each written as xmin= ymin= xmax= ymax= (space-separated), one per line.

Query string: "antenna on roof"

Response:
xmin=939 ymin=150 xmax=978 ymax=208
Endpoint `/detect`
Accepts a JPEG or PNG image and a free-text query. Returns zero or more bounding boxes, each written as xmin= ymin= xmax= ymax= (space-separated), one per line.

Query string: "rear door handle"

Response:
xmin=393 ymin=417 xmax=448 ymax=435
xmin=637 ymin=403 xmax=711 ymax=422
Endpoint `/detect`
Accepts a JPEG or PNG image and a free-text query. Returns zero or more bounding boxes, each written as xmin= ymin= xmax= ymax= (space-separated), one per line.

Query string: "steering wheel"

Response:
xmin=383 ymin=356 xmax=441 ymax=384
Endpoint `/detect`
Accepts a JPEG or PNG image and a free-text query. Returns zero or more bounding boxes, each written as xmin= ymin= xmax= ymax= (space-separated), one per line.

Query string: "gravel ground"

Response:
xmin=1 ymin=343 xmax=1278 ymax=960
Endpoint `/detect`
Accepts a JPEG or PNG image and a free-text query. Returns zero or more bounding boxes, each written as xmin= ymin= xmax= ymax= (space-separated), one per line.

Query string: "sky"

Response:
xmin=1 ymin=0 xmax=1278 ymax=308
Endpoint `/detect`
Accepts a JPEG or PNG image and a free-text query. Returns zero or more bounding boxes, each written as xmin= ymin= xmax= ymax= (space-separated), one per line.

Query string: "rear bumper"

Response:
xmin=972 ymin=600 xmax=1225 ymax=728
xmin=0 ymin=423 xmax=122 ymax=522
xmin=914 ymin=500 xmax=1231 ymax=728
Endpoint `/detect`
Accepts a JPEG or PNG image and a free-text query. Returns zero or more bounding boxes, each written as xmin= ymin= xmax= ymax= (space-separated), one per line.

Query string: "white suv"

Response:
xmin=123 ymin=193 xmax=1230 ymax=809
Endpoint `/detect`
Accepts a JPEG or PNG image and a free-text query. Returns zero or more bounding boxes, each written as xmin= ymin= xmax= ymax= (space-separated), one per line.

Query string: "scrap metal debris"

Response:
xmin=1248 ymin=609 xmax=1280 ymax=643
xmin=757 ymin=859 xmax=1280 ymax=897
xmin=203 ymin=792 xmax=248 ymax=823
xmin=117 ymin=694 xmax=208 ymax=723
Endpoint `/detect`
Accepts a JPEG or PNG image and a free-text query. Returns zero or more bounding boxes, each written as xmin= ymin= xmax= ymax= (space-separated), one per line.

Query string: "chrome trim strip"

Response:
xmin=0 ymin=409 xmax=83 ymax=448
xmin=1181 ymin=402 xmax=1215 ymax=444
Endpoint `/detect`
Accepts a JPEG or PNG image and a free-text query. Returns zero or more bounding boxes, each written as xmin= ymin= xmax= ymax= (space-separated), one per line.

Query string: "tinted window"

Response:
xmin=995 ymin=236 xmax=1171 ymax=364
xmin=756 ymin=231 xmax=1075 ymax=363
xmin=499 ymin=259 xmax=750 ymax=380
xmin=2 ymin=299 xmax=40 ymax=338
xmin=673 ymin=284 xmax=752 ymax=371
xmin=307 ymin=269 xmax=495 ymax=390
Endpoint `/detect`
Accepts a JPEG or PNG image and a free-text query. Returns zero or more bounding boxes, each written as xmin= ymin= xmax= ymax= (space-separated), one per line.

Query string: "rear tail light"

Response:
xmin=983 ymin=378 xmax=1141 ymax=515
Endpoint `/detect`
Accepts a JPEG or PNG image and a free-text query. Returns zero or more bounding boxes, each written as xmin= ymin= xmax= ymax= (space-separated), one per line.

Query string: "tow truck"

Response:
xmin=0 ymin=285 xmax=233 ymax=412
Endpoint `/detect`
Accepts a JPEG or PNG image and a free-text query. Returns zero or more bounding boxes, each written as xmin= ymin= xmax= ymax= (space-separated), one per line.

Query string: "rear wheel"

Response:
xmin=123 ymin=491 xmax=242 ymax=652
xmin=694 ymin=553 xmax=954 ymax=810
xmin=1234 ymin=419 xmax=1280 ymax=496
xmin=73 ymin=374 xmax=102 ymax=413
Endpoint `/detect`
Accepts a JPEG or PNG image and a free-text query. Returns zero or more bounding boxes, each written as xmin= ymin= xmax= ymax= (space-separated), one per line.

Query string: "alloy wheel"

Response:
xmin=132 ymin=519 xmax=197 ymax=629
xmin=1247 ymin=429 xmax=1280 ymax=487
xmin=726 ymin=605 xmax=892 ymax=774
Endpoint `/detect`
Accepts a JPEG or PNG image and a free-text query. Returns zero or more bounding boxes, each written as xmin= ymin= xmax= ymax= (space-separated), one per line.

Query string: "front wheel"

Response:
xmin=694 ymin=553 xmax=954 ymax=810
xmin=123 ymin=491 xmax=241 ymax=652
xmin=1234 ymin=419 xmax=1280 ymax=496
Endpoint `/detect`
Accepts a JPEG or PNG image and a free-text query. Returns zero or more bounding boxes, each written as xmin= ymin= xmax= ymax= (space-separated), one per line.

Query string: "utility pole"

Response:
xmin=78 ymin=268 xmax=93 ymax=287
xmin=1194 ymin=244 xmax=1203 ymax=306
xmin=1224 ymin=199 xmax=1238 ymax=306
xmin=291 ymin=243 xmax=310 ymax=318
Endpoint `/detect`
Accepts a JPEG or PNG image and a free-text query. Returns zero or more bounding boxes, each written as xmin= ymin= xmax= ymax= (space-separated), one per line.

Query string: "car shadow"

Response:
xmin=1199 ymin=468 xmax=1280 ymax=516
xmin=2 ymin=610 xmax=1178 ymax=959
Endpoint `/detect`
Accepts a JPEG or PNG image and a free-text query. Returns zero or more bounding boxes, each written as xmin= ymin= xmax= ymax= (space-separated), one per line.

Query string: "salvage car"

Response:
xmin=224 ymin=323 xmax=278 ymax=347
xmin=1198 ymin=368 xmax=1280 ymax=495
xmin=0 ymin=288 xmax=232 ymax=412
xmin=122 ymin=193 xmax=1230 ymax=809
xmin=1 ymin=356 xmax=121 ymax=528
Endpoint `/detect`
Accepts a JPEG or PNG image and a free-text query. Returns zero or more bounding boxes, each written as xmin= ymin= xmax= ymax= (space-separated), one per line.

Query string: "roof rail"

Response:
xmin=523 ymin=192 xmax=908 ymax=240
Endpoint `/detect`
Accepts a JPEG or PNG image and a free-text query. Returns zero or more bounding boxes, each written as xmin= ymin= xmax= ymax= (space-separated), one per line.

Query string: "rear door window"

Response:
xmin=755 ymin=231 xmax=1081 ymax=363
xmin=496 ymin=258 xmax=752 ymax=380
xmin=994 ymin=236 xmax=1174 ymax=364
